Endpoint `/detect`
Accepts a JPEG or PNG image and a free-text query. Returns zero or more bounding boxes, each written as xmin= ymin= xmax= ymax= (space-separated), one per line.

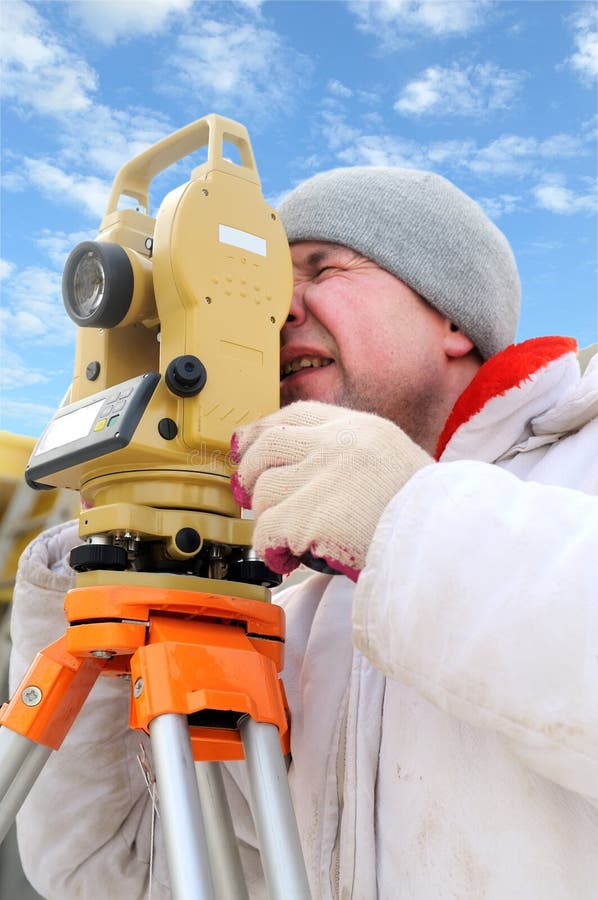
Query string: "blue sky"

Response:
xmin=1 ymin=0 xmax=596 ymax=438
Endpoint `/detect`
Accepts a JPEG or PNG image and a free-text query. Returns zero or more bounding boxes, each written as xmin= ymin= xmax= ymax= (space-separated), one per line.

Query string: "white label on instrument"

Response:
xmin=219 ymin=224 xmax=266 ymax=257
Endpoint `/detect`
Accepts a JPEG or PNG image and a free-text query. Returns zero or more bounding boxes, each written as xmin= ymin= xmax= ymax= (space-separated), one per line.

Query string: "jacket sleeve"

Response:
xmin=352 ymin=460 xmax=598 ymax=802
xmin=8 ymin=521 xmax=263 ymax=899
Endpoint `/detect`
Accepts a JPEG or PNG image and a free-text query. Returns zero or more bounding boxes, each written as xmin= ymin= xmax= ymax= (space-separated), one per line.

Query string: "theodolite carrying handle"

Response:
xmin=103 ymin=114 xmax=260 ymax=221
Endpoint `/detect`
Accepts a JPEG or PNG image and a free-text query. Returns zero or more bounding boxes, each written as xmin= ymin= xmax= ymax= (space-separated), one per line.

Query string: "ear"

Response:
xmin=443 ymin=322 xmax=476 ymax=359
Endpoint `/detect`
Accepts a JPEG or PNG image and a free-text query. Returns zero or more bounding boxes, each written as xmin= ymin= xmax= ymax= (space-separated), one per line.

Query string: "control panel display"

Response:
xmin=27 ymin=372 xmax=160 ymax=488
xmin=37 ymin=399 xmax=105 ymax=454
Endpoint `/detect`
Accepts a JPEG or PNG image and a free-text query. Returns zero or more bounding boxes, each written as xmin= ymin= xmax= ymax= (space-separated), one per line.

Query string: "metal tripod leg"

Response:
xmin=0 ymin=728 xmax=52 ymax=843
xmin=240 ymin=717 xmax=310 ymax=899
xmin=196 ymin=761 xmax=249 ymax=900
xmin=150 ymin=713 xmax=215 ymax=899
xmin=150 ymin=713 xmax=309 ymax=900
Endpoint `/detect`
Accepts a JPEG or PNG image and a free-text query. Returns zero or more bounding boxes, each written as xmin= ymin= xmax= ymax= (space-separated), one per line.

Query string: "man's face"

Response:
xmin=280 ymin=241 xmax=456 ymax=449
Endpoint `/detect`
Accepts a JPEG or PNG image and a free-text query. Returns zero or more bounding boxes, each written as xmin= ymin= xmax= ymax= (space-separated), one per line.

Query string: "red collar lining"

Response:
xmin=435 ymin=336 xmax=578 ymax=460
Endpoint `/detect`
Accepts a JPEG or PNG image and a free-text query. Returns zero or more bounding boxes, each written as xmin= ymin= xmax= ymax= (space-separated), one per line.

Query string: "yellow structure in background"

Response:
xmin=0 ymin=431 xmax=78 ymax=606
xmin=0 ymin=430 xmax=75 ymax=898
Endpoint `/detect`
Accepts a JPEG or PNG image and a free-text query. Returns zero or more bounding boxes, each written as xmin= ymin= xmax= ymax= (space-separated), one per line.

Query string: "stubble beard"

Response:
xmin=332 ymin=373 xmax=447 ymax=454
xmin=280 ymin=367 xmax=448 ymax=454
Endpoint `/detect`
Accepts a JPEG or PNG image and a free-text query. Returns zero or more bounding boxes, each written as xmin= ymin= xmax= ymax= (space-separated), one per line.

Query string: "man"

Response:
xmin=10 ymin=167 xmax=598 ymax=898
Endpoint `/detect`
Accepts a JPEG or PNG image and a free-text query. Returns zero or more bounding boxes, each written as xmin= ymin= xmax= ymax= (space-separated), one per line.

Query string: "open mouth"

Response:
xmin=280 ymin=356 xmax=334 ymax=381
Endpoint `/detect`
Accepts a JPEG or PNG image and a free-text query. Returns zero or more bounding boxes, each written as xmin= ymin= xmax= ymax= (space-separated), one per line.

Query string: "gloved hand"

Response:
xmin=230 ymin=401 xmax=432 ymax=581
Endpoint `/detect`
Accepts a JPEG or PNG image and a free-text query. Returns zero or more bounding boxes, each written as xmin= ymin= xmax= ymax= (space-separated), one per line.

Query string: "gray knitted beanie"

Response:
xmin=278 ymin=167 xmax=521 ymax=359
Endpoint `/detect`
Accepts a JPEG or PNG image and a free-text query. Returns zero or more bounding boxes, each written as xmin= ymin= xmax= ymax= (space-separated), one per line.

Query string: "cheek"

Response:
xmin=324 ymin=302 xmax=381 ymax=350
xmin=345 ymin=315 xmax=397 ymax=367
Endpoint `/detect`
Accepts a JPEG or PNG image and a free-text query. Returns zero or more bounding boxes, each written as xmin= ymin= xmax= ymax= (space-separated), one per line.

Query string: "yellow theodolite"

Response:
xmin=27 ymin=114 xmax=292 ymax=578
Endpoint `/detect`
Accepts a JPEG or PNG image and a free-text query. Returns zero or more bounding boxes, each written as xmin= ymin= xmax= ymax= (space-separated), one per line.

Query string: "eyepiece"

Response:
xmin=62 ymin=241 xmax=134 ymax=327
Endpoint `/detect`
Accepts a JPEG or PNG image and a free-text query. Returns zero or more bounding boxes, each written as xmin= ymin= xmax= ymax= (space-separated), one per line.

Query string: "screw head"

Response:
xmin=91 ymin=650 xmax=113 ymax=659
xmin=21 ymin=686 xmax=43 ymax=707
xmin=134 ymin=678 xmax=144 ymax=698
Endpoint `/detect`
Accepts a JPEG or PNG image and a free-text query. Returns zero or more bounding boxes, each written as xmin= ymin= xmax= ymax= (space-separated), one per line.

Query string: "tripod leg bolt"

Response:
xmin=21 ymin=687 xmax=43 ymax=707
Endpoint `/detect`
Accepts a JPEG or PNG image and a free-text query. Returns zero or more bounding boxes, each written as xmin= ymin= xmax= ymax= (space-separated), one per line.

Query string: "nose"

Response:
xmin=285 ymin=280 xmax=308 ymax=326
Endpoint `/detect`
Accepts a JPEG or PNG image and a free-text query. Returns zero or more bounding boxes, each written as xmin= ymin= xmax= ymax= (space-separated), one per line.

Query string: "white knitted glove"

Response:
xmin=231 ymin=401 xmax=432 ymax=581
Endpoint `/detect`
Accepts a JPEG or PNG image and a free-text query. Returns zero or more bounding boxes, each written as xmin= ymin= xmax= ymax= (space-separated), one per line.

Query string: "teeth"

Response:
xmin=281 ymin=356 xmax=333 ymax=377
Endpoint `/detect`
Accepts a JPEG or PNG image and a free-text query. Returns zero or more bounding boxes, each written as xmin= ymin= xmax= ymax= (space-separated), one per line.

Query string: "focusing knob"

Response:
xmin=165 ymin=355 xmax=207 ymax=397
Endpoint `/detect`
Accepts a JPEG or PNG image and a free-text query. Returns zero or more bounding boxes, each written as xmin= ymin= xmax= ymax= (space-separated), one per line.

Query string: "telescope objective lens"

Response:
xmin=72 ymin=252 xmax=106 ymax=318
xmin=62 ymin=240 xmax=135 ymax=328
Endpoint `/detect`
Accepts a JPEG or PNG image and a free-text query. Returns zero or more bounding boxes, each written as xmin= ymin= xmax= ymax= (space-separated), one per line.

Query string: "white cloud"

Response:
xmin=8 ymin=310 xmax=48 ymax=338
xmin=394 ymin=63 xmax=524 ymax=117
xmin=67 ymin=0 xmax=194 ymax=45
xmin=59 ymin=105 xmax=173 ymax=179
xmin=328 ymin=80 xmax=353 ymax=98
xmin=533 ymin=178 xmax=597 ymax=215
xmin=334 ymin=132 xmax=479 ymax=170
xmin=167 ymin=18 xmax=309 ymax=121
xmin=313 ymin=107 xmax=595 ymax=219
xmin=2 ymin=5 xmax=298 ymax=216
xmin=348 ymin=0 xmax=490 ymax=46
xmin=425 ymin=139 xmax=477 ymax=166
xmin=2 ymin=106 xmax=173 ymax=222
xmin=0 ymin=265 xmax=74 ymax=347
xmin=0 ymin=2 xmax=178 ymax=211
xmin=0 ymin=348 xmax=51 ymax=390
xmin=469 ymin=133 xmax=585 ymax=177
xmin=0 ymin=399 xmax=60 ymax=430
xmin=467 ymin=134 xmax=543 ymax=176
xmin=320 ymin=110 xmax=364 ymax=153
xmin=318 ymin=107 xmax=587 ymax=180
xmin=36 ymin=230 xmax=98 ymax=268
xmin=524 ymin=240 xmax=565 ymax=255
xmin=336 ymin=132 xmax=429 ymax=168
xmin=0 ymin=0 xmax=97 ymax=115
xmin=581 ymin=113 xmax=598 ymax=144
xmin=0 ymin=170 xmax=27 ymax=192
xmin=265 ymin=188 xmax=293 ymax=210
xmin=22 ymin=159 xmax=111 ymax=219
xmin=539 ymin=133 xmax=586 ymax=157
xmin=0 ymin=259 xmax=15 ymax=280
xmin=567 ymin=7 xmax=598 ymax=83
xmin=477 ymin=194 xmax=521 ymax=219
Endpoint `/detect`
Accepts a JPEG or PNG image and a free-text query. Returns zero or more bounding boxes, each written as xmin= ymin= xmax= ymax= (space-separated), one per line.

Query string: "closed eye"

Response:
xmin=314 ymin=266 xmax=337 ymax=280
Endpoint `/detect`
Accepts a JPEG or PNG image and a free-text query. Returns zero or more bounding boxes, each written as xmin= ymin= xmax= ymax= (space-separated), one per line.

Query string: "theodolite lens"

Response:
xmin=62 ymin=241 xmax=134 ymax=327
xmin=72 ymin=251 xmax=106 ymax=318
